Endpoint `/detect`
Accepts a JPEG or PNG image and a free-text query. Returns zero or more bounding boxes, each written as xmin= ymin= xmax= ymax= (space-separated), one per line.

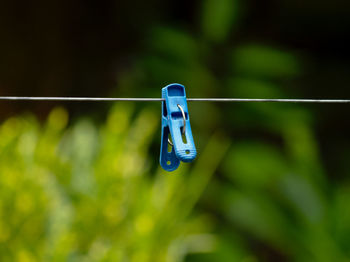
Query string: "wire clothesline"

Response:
xmin=0 ymin=96 xmax=349 ymax=103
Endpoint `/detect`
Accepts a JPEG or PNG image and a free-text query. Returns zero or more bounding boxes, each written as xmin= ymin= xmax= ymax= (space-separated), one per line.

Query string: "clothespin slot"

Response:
xmin=167 ymin=104 xmax=186 ymax=146
xmin=160 ymin=83 xmax=197 ymax=172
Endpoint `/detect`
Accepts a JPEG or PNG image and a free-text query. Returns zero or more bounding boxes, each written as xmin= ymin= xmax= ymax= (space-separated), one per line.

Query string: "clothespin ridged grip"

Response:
xmin=160 ymin=84 xmax=197 ymax=171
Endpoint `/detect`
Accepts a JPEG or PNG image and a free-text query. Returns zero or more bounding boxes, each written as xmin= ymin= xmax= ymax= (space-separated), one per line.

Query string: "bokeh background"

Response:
xmin=1 ymin=0 xmax=350 ymax=261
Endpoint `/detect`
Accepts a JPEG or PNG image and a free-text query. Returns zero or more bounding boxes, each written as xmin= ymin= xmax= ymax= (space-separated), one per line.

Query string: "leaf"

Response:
xmin=201 ymin=0 xmax=238 ymax=42
xmin=233 ymin=45 xmax=301 ymax=78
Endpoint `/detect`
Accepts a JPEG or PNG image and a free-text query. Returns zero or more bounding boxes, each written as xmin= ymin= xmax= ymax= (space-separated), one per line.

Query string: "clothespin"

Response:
xmin=160 ymin=83 xmax=197 ymax=171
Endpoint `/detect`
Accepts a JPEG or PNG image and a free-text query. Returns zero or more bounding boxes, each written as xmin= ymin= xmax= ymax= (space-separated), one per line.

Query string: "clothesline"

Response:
xmin=0 ymin=96 xmax=349 ymax=103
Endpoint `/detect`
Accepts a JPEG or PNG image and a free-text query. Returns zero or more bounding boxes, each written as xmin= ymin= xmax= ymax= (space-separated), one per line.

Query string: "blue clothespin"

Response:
xmin=160 ymin=83 xmax=197 ymax=171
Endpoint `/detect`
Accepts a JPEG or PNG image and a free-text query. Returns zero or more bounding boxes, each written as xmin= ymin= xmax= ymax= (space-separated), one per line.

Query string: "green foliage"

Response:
xmin=0 ymin=105 xmax=229 ymax=262
xmin=1 ymin=105 xmax=349 ymax=262
xmin=208 ymin=113 xmax=350 ymax=261
xmin=1 ymin=1 xmax=350 ymax=261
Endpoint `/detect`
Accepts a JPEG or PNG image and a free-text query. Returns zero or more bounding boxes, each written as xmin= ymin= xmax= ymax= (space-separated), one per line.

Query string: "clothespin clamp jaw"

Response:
xmin=160 ymin=83 xmax=197 ymax=171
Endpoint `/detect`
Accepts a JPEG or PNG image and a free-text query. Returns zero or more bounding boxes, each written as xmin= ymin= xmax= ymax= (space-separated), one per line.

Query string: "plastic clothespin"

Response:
xmin=160 ymin=83 xmax=197 ymax=171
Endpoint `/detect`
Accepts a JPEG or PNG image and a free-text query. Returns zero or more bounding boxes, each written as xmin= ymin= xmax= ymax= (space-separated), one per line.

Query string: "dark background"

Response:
xmin=1 ymin=0 xmax=349 ymax=100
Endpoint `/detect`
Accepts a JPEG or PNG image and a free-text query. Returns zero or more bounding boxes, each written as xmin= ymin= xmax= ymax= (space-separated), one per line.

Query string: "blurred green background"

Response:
xmin=1 ymin=0 xmax=350 ymax=261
